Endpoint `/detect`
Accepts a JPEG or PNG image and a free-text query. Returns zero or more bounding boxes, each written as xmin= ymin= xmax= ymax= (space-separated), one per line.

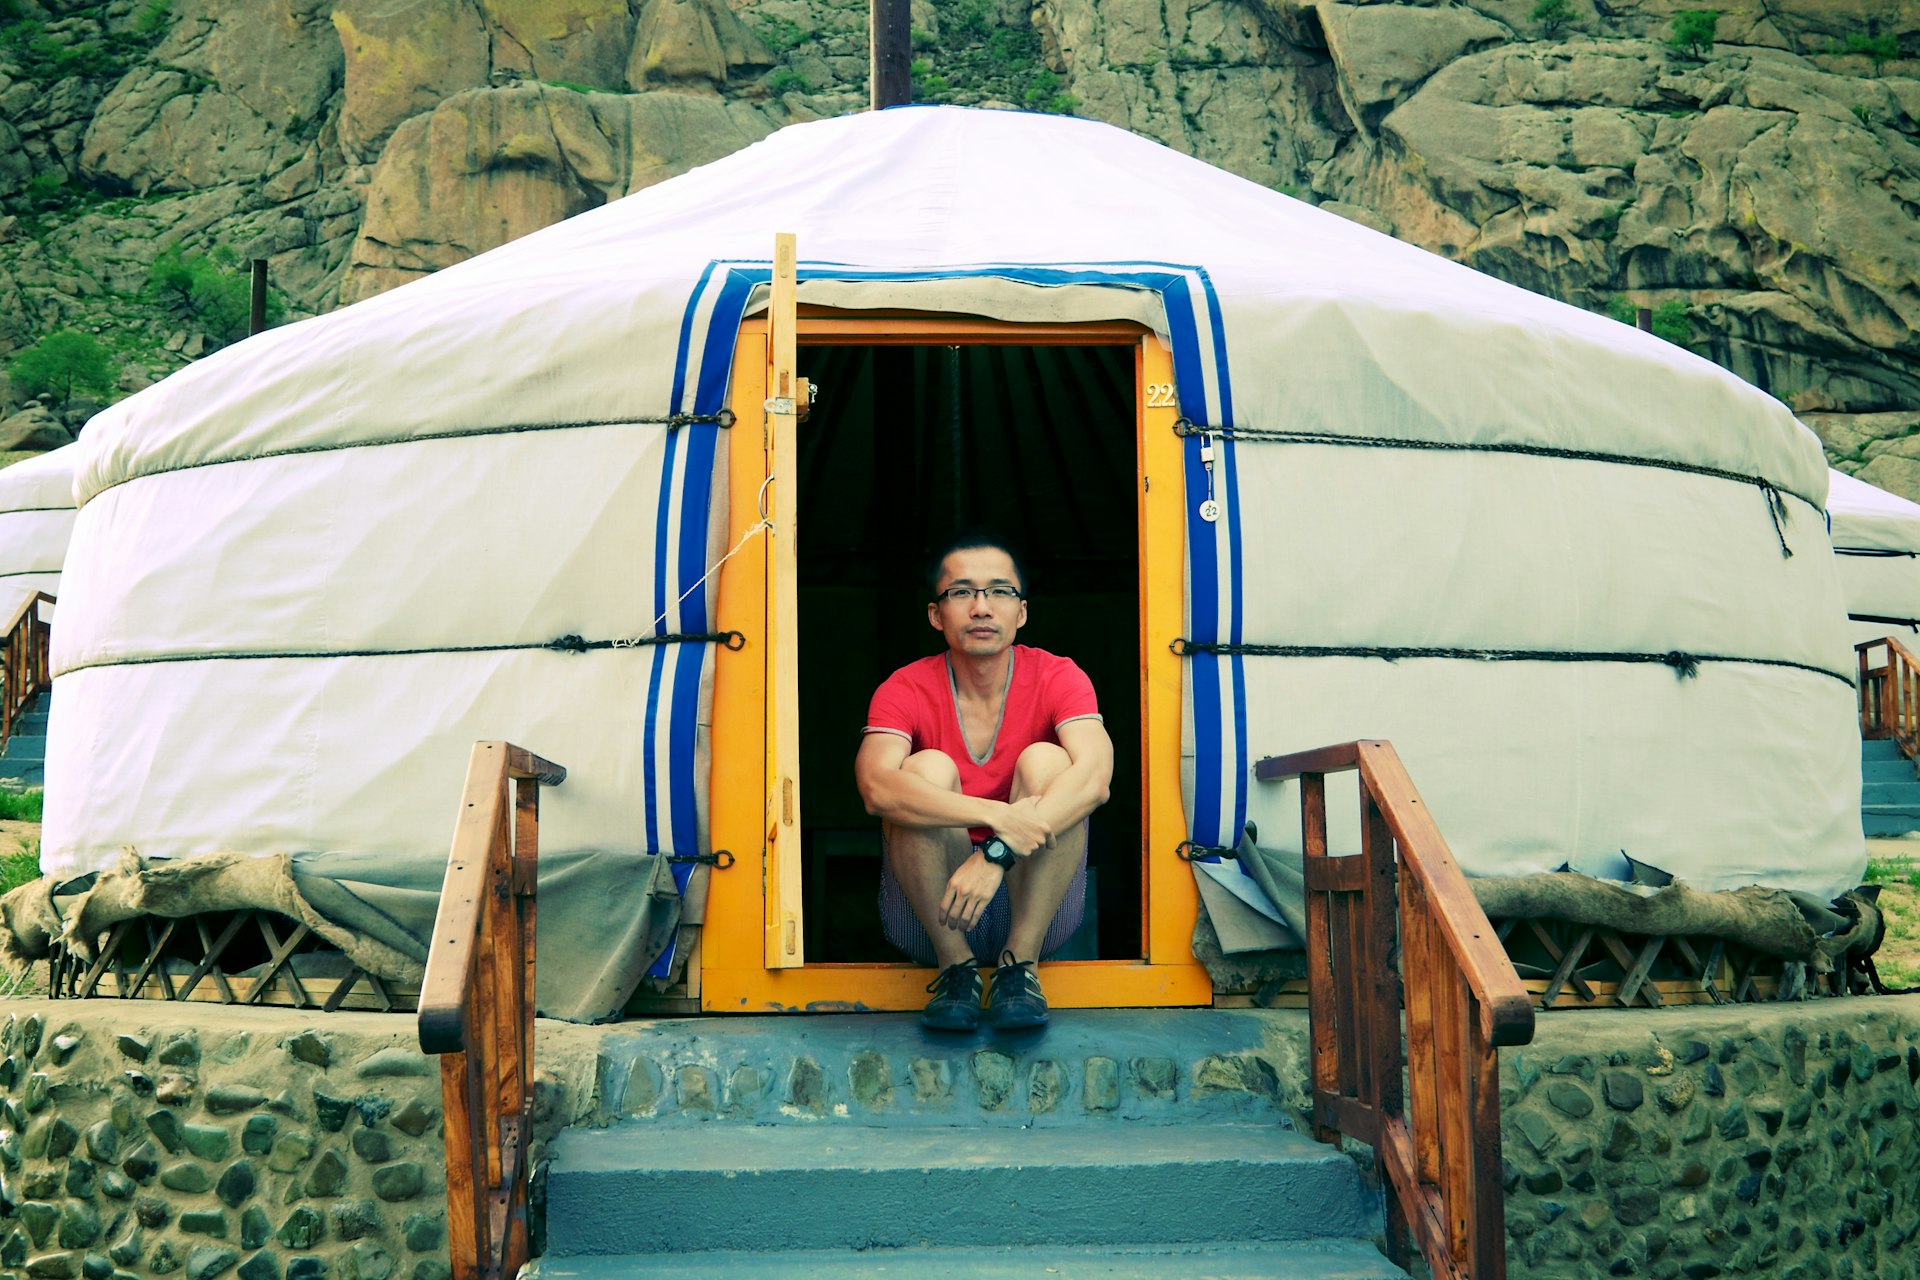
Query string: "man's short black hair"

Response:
xmin=926 ymin=529 xmax=1028 ymax=600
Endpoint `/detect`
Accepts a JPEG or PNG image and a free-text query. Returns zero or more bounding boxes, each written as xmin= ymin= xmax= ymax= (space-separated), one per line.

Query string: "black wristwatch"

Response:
xmin=981 ymin=837 xmax=1017 ymax=869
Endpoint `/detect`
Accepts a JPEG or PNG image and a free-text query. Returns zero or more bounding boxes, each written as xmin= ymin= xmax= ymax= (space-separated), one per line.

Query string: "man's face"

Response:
xmin=927 ymin=546 xmax=1028 ymax=659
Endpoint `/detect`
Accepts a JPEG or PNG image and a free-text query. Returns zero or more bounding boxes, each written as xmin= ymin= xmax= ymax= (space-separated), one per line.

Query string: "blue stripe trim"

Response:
xmin=669 ymin=260 xmax=722 ymax=413
xmin=1190 ymin=264 xmax=1247 ymax=845
xmin=666 ymin=257 xmax=1245 ymax=856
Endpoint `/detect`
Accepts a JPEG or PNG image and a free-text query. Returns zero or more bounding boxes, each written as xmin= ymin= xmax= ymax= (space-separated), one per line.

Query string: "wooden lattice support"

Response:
xmin=47 ymin=909 xmax=419 ymax=1012
xmin=1482 ymin=917 xmax=1858 ymax=1010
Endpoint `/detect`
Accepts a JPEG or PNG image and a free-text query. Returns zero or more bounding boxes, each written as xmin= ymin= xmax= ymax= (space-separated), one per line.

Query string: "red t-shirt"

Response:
xmin=864 ymin=646 xmax=1101 ymax=843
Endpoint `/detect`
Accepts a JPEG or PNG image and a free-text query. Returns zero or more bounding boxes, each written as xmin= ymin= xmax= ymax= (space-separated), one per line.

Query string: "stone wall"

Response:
xmin=1497 ymin=1000 xmax=1920 ymax=1279
xmin=0 ymin=1004 xmax=454 ymax=1280
xmin=0 ymin=995 xmax=1916 ymax=1277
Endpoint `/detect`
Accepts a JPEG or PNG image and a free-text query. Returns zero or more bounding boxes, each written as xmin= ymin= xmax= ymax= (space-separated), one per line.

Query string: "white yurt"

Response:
xmin=1826 ymin=467 xmax=1920 ymax=654
xmin=31 ymin=107 xmax=1862 ymax=1016
xmin=0 ymin=442 xmax=78 ymax=618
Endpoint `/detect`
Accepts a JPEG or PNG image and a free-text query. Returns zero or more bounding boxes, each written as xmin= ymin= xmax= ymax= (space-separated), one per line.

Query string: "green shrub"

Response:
xmin=134 ymin=0 xmax=172 ymax=36
xmin=1531 ymin=0 xmax=1572 ymax=36
xmin=1668 ymin=10 xmax=1720 ymax=60
xmin=19 ymin=170 xmax=72 ymax=212
xmin=1846 ymin=33 xmax=1899 ymax=75
xmin=147 ymin=245 xmax=285 ymax=347
xmin=1605 ymin=297 xmax=1694 ymax=347
xmin=1852 ymin=103 xmax=1875 ymax=127
xmin=8 ymin=330 xmax=115 ymax=405
xmin=906 ymin=4 xmax=1072 ymax=113
xmin=765 ymin=67 xmax=811 ymax=96
xmin=752 ymin=14 xmax=810 ymax=54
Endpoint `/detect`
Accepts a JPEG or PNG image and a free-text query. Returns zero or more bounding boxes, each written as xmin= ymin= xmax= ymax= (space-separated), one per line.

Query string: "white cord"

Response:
xmin=619 ymin=478 xmax=778 ymax=644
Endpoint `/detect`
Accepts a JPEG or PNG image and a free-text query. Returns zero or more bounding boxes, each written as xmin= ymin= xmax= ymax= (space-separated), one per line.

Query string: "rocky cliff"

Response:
xmin=0 ymin=0 xmax=1915 ymax=488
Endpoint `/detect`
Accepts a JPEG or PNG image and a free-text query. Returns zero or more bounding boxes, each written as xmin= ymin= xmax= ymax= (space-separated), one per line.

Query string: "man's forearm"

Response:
xmin=1029 ymin=758 xmax=1110 ymax=834
xmin=862 ymin=769 xmax=1001 ymax=832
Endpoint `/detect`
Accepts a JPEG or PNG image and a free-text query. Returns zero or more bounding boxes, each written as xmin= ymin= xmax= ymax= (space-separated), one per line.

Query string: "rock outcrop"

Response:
xmin=0 ymin=0 xmax=1914 ymax=492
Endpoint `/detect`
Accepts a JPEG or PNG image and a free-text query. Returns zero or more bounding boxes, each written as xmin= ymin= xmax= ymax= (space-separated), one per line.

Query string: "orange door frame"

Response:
xmin=701 ymin=310 xmax=1208 ymax=1012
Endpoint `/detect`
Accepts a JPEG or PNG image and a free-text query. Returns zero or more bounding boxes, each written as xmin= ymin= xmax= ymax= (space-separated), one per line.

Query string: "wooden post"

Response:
xmin=870 ymin=0 xmax=911 ymax=110
xmin=1635 ymin=307 xmax=1652 ymax=333
xmin=765 ymin=232 xmax=805 ymax=968
xmin=249 ymin=260 xmax=268 ymax=336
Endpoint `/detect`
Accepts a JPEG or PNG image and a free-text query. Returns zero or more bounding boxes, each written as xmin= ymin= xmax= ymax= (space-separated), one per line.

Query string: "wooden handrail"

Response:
xmin=1856 ymin=636 xmax=1919 ymax=759
xmin=1256 ymin=739 xmax=1534 ymax=1280
xmin=0 ymin=591 xmax=55 ymax=754
xmin=418 ymin=741 xmax=566 ymax=1280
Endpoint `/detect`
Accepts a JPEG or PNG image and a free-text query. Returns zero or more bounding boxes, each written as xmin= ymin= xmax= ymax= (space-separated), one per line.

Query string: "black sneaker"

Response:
xmin=921 ymin=961 xmax=983 ymax=1031
xmin=986 ymin=951 xmax=1049 ymax=1029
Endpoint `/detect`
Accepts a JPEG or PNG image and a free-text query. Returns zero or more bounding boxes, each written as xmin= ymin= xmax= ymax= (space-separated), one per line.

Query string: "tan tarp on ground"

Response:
xmin=0 ymin=847 xmax=685 ymax=1023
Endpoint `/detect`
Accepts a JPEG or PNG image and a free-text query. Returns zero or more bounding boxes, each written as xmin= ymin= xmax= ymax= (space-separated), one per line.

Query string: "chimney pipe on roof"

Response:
xmin=249 ymin=260 xmax=268 ymax=337
xmin=871 ymin=0 xmax=911 ymax=110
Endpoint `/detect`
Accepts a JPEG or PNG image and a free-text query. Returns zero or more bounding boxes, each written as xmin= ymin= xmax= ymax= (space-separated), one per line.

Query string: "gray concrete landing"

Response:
xmin=534 ymin=1238 xmax=1409 ymax=1279
xmin=546 ymin=1123 xmax=1379 ymax=1256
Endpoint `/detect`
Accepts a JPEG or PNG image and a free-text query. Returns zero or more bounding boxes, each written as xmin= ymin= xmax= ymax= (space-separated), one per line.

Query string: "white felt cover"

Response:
xmin=42 ymin=107 xmax=1861 ymax=898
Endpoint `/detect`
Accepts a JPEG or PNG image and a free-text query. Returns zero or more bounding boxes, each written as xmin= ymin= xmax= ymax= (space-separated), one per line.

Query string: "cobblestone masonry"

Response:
xmin=0 ymin=1004 xmax=451 ymax=1280
xmin=1496 ymin=1001 xmax=1920 ymax=1280
xmin=1 ymin=997 xmax=1914 ymax=1277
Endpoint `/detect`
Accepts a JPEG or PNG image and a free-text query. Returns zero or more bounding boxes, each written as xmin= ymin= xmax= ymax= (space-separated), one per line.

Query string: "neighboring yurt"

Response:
xmin=1826 ymin=468 xmax=1920 ymax=653
xmin=0 ymin=443 xmax=78 ymax=617
xmin=36 ymin=107 xmax=1862 ymax=1015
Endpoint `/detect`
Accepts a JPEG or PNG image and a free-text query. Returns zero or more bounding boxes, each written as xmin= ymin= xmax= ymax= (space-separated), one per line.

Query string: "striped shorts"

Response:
xmin=876 ymin=831 xmax=1088 ymax=966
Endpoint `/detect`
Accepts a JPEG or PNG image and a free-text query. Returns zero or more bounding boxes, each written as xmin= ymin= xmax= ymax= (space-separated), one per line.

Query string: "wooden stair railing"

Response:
xmin=1856 ymin=636 xmax=1919 ymax=759
xmin=418 ymin=742 xmax=566 ymax=1280
xmin=0 ymin=590 xmax=54 ymax=753
xmin=1256 ymin=740 xmax=1535 ymax=1280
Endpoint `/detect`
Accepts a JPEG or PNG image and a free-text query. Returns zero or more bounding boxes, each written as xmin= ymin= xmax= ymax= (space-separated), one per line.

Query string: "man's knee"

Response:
xmin=902 ymin=749 xmax=963 ymax=791
xmin=1011 ymin=742 xmax=1070 ymax=798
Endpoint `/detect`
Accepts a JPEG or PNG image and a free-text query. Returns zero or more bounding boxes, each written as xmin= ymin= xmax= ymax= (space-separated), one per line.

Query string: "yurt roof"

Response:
xmin=1827 ymin=468 xmax=1920 ymax=555
xmin=0 ymin=442 xmax=80 ymax=613
xmin=0 ymin=443 xmax=79 ymax=513
xmin=77 ymin=106 xmax=1821 ymax=509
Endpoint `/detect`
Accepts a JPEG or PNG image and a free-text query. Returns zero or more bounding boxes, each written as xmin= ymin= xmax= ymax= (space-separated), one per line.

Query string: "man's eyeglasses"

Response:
xmin=935 ymin=585 xmax=1023 ymax=604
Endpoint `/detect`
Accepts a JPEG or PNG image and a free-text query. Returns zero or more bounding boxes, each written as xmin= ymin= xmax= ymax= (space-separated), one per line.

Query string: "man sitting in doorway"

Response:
xmin=854 ymin=531 xmax=1114 ymax=1030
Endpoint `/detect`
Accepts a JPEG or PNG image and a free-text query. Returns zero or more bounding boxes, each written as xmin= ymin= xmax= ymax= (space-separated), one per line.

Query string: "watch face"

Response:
xmin=984 ymin=838 xmax=1014 ymax=867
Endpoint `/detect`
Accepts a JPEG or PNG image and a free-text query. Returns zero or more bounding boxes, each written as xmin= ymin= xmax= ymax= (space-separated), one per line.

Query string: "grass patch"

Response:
xmin=539 ymin=79 xmax=618 ymax=95
xmin=1866 ymin=855 xmax=1920 ymax=988
xmin=1874 ymin=884 xmax=1920 ymax=987
xmin=0 ymin=790 xmax=43 ymax=822
xmin=1866 ymin=853 xmax=1920 ymax=889
xmin=0 ymin=838 xmax=37 ymax=896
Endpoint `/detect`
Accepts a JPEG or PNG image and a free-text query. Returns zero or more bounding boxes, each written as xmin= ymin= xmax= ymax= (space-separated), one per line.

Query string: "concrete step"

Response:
xmin=588 ymin=1010 xmax=1300 ymax=1130
xmin=1861 ymin=738 xmax=1906 ymax=762
xmin=1862 ymin=759 xmax=1917 ymax=784
xmin=1862 ymin=781 xmax=1920 ymax=805
xmin=544 ymin=1123 xmax=1378 ymax=1257
xmin=0 ymin=733 xmax=44 ymax=761
xmin=0 ymin=761 xmax=43 ymax=786
xmin=534 ymin=1238 xmax=1408 ymax=1279
xmin=11 ymin=713 xmax=46 ymax=735
xmin=1865 ymin=809 xmax=1920 ymax=836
